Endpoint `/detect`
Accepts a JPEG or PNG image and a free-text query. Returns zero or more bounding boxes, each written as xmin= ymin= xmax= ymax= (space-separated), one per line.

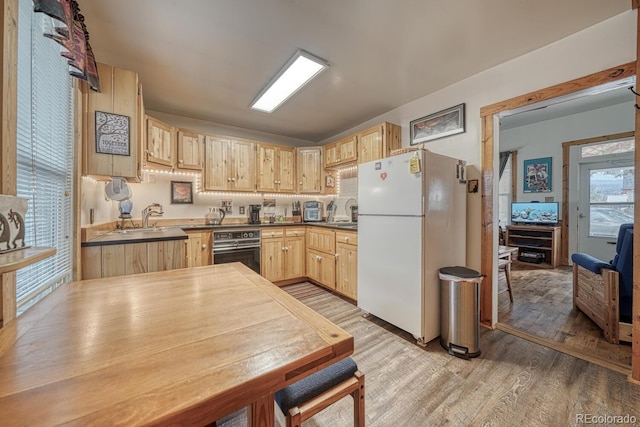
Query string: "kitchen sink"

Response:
xmin=110 ymin=227 xmax=167 ymax=234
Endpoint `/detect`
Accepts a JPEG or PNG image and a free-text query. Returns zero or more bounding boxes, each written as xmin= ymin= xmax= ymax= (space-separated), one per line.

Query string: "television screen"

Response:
xmin=511 ymin=202 xmax=559 ymax=225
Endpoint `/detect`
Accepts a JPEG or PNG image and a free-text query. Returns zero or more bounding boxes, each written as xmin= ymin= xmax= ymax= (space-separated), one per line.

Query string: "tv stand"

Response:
xmin=505 ymin=224 xmax=561 ymax=268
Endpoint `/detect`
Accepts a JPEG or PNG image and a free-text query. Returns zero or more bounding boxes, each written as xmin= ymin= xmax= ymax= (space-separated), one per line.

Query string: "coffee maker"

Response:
xmin=248 ymin=204 xmax=261 ymax=224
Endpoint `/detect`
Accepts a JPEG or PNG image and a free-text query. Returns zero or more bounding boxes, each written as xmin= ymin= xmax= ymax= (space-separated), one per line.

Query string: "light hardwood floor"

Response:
xmin=497 ymin=266 xmax=632 ymax=372
xmin=218 ymin=282 xmax=640 ymax=427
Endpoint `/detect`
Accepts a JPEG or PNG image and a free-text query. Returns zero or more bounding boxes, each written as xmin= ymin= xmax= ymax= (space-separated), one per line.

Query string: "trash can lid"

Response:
xmin=439 ymin=266 xmax=482 ymax=279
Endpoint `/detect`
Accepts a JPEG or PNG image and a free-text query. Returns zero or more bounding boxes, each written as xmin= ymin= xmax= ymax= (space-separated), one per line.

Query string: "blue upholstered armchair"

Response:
xmin=571 ymin=223 xmax=633 ymax=344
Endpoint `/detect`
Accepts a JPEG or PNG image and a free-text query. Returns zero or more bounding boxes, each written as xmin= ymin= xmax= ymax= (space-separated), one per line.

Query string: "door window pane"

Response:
xmin=589 ymin=166 xmax=634 ymax=237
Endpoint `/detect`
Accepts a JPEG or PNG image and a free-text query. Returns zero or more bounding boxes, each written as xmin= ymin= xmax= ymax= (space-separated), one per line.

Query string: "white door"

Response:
xmin=577 ymin=161 xmax=634 ymax=261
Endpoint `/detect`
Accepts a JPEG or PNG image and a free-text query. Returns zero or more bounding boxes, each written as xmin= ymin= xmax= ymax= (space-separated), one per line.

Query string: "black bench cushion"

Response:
xmin=275 ymin=357 xmax=358 ymax=414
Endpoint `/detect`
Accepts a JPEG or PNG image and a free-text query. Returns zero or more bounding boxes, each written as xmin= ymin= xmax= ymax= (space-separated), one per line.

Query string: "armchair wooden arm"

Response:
xmin=572 ymin=263 xmax=632 ymax=344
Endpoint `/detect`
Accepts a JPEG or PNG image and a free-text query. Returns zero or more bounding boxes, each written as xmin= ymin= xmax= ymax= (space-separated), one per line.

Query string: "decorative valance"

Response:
xmin=32 ymin=0 xmax=100 ymax=91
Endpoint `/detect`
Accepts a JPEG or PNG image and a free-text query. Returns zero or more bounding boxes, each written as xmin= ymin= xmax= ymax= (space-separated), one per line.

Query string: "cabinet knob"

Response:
xmin=231 ymin=178 xmax=236 ymax=182
xmin=179 ymin=159 xmax=184 ymax=163
xmin=201 ymin=244 xmax=207 ymax=249
xmin=282 ymin=247 xmax=286 ymax=251
xmin=345 ymin=237 xmax=349 ymax=242
xmin=227 ymin=177 xmax=231 ymax=182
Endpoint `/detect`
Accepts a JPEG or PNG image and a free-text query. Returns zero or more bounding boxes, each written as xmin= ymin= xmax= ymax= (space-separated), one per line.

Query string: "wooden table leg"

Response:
xmin=249 ymin=393 xmax=275 ymax=427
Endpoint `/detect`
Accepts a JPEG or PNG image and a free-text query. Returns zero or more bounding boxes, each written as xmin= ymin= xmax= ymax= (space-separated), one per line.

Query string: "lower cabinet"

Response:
xmin=335 ymin=231 xmax=357 ymax=299
xmin=261 ymin=227 xmax=305 ymax=282
xmin=185 ymin=230 xmax=212 ymax=267
xmin=81 ymin=240 xmax=186 ymax=279
xmin=306 ymin=248 xmax=336 ymax=289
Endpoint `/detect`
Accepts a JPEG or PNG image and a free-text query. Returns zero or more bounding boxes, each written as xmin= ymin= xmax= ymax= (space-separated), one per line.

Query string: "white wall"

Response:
xmin=501 ymin=101 xmax=635 ymax=204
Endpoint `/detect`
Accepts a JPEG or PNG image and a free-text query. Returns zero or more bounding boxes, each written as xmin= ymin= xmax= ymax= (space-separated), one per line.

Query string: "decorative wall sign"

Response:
xmin=171 ymin=181 xmax=193 ymax=204
xmin=523 ymin=157 xmax=552 ymax=193
xmin=0 ymin=195 xmax=29 ymax=254
xmin=410 ymin=103 xmax=465 ymax=145
xmin=95 ymin=111 xmax=130 ymax=156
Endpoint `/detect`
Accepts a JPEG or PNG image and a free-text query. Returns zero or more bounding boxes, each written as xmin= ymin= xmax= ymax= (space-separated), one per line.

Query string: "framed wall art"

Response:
xmin=523 ymin=157 xmax=552 ymax=193
xmin=410 ymin=103 xmax=465 ymax=145
xmin=95 ymin=111 xmax=130 ymax=156
xmin=170 ymin=181 xmax=193 ymax=204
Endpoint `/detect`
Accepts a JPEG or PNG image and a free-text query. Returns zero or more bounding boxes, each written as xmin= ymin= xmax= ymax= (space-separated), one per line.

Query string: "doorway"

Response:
xmin=480 ymin=62 xmax=638 ymax=378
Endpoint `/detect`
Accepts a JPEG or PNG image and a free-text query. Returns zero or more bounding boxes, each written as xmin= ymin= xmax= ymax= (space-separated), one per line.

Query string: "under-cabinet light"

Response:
xmin=250 ymin=49 xmax=329 ymax=113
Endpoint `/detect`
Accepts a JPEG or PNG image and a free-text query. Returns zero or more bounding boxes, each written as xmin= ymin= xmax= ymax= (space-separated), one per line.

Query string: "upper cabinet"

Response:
xmin=203 ymin=135 xmax=256 ymax=192
xmin=145 ymin=115 xmax=176 ymax=169
xmin=256 ymin=143 xmax=296 ymax=193
xmin=177 ymin=129 xmax=204 ymax=170
xmin=82 ymin=62 xmax=143 ymax=181
xmin=296 ymin=147 xmax=323 ymax=194
xmin=357 ymin=122 xmax=401 ymax=164
xmin=324 ymin=135 xmax=357 ymax=168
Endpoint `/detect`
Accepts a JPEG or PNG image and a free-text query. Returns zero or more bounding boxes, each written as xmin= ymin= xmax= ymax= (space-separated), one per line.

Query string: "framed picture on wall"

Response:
xmin=170 ymin=181 xmax=193 ymax=204
xmin=523 ymin=157 xmax=552 ymax=193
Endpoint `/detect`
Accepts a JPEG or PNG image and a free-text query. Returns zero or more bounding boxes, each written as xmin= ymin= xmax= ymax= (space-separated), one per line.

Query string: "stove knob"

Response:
xmin=248 ymin=232 xmax=254 ymax=238
xmin=242 ymin=232 xmax=248 ymax=238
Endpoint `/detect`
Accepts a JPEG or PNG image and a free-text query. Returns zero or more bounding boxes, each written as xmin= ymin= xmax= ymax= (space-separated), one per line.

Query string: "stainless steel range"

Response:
xmin=212 ymin=229 xmax=261 ymax=273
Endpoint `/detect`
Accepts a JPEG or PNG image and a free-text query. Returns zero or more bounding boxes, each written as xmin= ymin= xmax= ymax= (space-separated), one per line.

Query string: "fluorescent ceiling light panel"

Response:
xmin=251 ymin=49 xmax=329 ymax=113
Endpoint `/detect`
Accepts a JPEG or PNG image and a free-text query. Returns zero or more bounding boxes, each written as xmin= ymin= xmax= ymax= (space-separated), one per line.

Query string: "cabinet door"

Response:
xmin=177 ymin=129 xmax=203 ymax=170
xmin=306 ymin=248 xmax=321 ymax=283
xmin=285 ymin=235 xmax=305 ymax=279
xmin=336 ymin=242 xmax=357 ymax=299
xmin=307 ymin=227 xmax=335 ymax=253
xmin=358 ymin=126 xmax=383 ymax=164
xmin=278 ymin=147 xmax=296 ymax=192
xmin=297 ymin=147 xmax=322 ymax=193
xmin=204 ymin=135 xmax=231 ymax=191
xmin=317 ymin=252 xmax=336 ymax=289
xmin=323 ymin=142 xmax=338 ymax=168
xmin=262 ymin=237 xmax=285 ymax=282
xmin=337 ymin=135 xmax=358 ymax=164
xmin=256 ymin=144 xmax=278 ymax=192
xmin=231 ymin=140 xmax=256 ymax=191
xmin=146 ymin=116 xmax=175 ymax=168
xmin=186 ymin=232 xmax=203 ymax=267
xmin=84 ymin=63 xmax=140 ymax=181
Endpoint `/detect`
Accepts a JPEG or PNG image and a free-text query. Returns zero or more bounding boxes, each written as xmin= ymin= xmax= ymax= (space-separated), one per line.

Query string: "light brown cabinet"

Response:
xmin=261 ymin=227 xmax=305 ymax=282
xmin=204 ymin=135 xmax=256 ymax=192
xmin=306 ymin=227 xmax=336 ymax=289
xmin=177 ymin=129 xmax=204 ymax=170
xmin=256 ymin=144 xmax=296 ymax=193
xmin=146 ymin=115 xmax=176 ymax=169
xmin=81 ymin=240 xmax=186 ymax=280
xmin=335 ymin=231 xmax=357 ymax=299
xmin=296 ymin=147 xmax=323 ymax=194
xmin=185 ymin=230 xmax=212 ymax=267
xmin=357 ymin=122 xmax=401 ymax=164
xmin=82 ymin=62 xmax=143 ymax=181
xmin=324 ymin=135 xmax=357 ymax=168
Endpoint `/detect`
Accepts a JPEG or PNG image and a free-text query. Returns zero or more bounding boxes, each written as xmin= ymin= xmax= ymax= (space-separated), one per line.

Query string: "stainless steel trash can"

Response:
xmin=439 ymin=266 xmax=482 ymax=359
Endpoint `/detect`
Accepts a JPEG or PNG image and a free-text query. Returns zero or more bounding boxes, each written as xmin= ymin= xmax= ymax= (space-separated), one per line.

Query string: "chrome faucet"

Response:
xmin=142 ymin=203 xmax=163 ymax=229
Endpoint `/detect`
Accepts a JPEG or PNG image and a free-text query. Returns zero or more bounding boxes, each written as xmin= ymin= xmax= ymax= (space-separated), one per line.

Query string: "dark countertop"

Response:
xmin=82 ymin=222 xmax=357 ymax=247
xmin=82 ymin=227 xmax=189 ymax=247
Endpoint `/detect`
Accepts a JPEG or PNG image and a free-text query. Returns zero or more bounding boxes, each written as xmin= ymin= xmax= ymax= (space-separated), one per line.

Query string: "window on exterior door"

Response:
xmin=585 ymin=165 xmax=634 ymax=238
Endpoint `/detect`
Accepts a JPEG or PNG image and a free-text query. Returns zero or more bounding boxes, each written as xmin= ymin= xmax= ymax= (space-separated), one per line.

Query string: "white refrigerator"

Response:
xmin=357 ymin=149 xmax=466 ymax=345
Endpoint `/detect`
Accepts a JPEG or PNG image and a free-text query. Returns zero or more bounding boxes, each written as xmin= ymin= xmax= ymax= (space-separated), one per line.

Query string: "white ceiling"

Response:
xmin=79 ymin=1 xmax=630 ymax=143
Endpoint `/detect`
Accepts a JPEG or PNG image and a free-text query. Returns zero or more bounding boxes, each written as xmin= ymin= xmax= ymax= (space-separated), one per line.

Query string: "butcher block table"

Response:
xmin=0 ymin=263 xmax=353 ymax=426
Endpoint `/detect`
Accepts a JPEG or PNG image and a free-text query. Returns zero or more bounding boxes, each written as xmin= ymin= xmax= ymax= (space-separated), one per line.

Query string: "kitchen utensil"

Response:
xmin=206 ymin=207 xmax=226 ymax=225
xmin=344 ymin=198 xmax=356 ymax=217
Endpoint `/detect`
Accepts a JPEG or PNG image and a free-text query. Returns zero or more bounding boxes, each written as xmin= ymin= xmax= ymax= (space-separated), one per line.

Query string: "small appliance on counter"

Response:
xmin=248 ymin=204 xmax=261 ymax=224
xmin=303 ymin=201 xmax=323 ymax=222
xmin=205 ymin=207 xmax=226 ymax=225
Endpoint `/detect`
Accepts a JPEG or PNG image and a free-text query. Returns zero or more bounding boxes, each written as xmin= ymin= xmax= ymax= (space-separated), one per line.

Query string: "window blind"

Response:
xmin=15 ymin=0 xmax=74 ymax=313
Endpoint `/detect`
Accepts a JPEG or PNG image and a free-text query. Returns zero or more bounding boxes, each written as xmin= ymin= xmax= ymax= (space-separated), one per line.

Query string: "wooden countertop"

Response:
xmin=0 ymin=263 xmax=354 ymax=426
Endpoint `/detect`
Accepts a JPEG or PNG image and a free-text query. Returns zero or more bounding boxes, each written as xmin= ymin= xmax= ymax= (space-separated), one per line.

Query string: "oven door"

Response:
xmin=213 ymin=246 xmax=261 ymax=274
